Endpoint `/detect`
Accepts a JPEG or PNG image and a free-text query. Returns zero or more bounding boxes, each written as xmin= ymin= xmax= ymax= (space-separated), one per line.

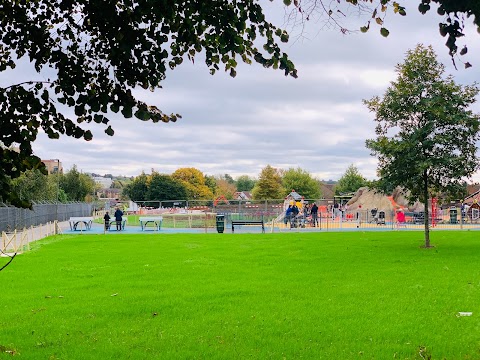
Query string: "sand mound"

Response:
xmin=346 ymin=187 xmax=424 ymax=212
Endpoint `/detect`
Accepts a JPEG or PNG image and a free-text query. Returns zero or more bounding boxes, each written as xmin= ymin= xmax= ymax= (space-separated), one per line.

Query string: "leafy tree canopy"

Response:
xmin=59 ymin=165 xmax=96 ymax=202
xmin=147 ymin=172 xmax=188 ymax=202
xmin=204 ymin=175 xmax=218 ymax=195
xmin=251 ymin=165 xmax=283 ymax=200
xmin=0 ymin=0 xmax=297 ymax=207
xmin=122 ymin=172 xmax=149 ymax=202
xmin=222 ymin=174 xmax=236 ymax=185
xmin=9 ymin=169 xmax=58 ymax=204
xmin=282 ymin=167 xmax=320 ymax=199
xmin=335 ymin=165 xmax=368 ymax=195
xmin=172 ymin=168 xmax=214 ymax=200
xmin=365 ymin=44 xmax=480 ymax=247
xmin=236 ymin=175 xmax=256 ymax=192
xmin=214 ymin=178 xmax=238 ymax=200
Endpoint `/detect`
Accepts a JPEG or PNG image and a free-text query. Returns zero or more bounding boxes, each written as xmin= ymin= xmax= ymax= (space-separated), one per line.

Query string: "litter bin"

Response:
xmin=216 ymin=214 xmax=225 ymax=233
xmin=449 ymin=207 xmax=458 ymax=224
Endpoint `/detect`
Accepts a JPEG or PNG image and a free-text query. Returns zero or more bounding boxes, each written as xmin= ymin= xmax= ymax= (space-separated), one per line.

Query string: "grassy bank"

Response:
xmin=1 ymin=231 xmax=480 ymax=359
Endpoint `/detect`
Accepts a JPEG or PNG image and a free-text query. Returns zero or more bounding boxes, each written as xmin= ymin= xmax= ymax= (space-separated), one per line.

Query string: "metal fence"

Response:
xmin=135 ymin=199 xmax=285 ymax=220
xmin=2 ymin=199 xmax=477 ymax=237
xmin=0 ymin=203 xmax=93 ymax=232
xmin=131 ymin=199 xmax=480 ymax=232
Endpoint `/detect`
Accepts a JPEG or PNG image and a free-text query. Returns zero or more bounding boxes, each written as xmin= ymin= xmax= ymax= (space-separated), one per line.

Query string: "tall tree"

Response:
xmin=282 ymin=167 xmax=320 ymax=199
xmin=147 ymin=172 xmax=187 ymax=202
xmin=172 ymin=168 xmax=214 ymax=200
xmin=335 ymin=165 xmax=368 ymax=195
xmin=365 ymin=44 xmax=480 ymax=248
xmin=214 ymin=178 xmax=237 ymax=200
xmin=223 ymin=174 xmax=236 ymax=185
xmin=204 ymin=175 xmax=218 ymax=195
xmin=110 ymin=180 xmax=124 ymax=189
xmin=236 ymin=175 xmax=256 ymax=192
xmin=9 ymin=169 xmax=58 ymax=203
xmin=0 ymin=1 xmax=296 ymax=207
xmin=122 ymin=172 xmax=149 ymax=202
xmin=252 ymin=165 xmax=283 ymax=200
xmin=59 ymin=165 xmax=96 ymax=201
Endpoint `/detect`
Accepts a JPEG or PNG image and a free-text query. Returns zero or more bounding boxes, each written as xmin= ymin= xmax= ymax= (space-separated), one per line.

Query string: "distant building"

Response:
xmin=97 ymin=188 xmax=121 ymax=200
xmin=42 ymin=159 xmax=63 ymax=174
xmin=319 ymin=183 xmax=335 ymax=199
xmin=234 ymin=191 xmax=252 ymax=201
xmin=93 ymin=176 xmax=113 ymax=189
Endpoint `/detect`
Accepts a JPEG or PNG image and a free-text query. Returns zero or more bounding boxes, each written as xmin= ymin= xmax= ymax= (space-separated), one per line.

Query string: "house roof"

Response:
xmin=320 ymin=183 xmax=335 ymax=199
xmin=234 ymin=191 xmax=252 ymax=200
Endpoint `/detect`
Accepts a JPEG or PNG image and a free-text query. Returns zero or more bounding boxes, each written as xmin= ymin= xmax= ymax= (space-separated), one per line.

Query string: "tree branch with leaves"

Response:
xmin=0 ymin=0 xmax=297 ymax=208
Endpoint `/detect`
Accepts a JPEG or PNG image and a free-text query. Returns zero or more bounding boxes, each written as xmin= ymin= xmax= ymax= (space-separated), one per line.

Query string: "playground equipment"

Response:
xmin=213 ymin=195 xmax=229 ymax=207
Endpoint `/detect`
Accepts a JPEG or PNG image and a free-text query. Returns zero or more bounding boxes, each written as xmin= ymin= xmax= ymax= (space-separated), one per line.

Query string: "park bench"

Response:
xmin=231 ymin=219 xmax=265 ymax=233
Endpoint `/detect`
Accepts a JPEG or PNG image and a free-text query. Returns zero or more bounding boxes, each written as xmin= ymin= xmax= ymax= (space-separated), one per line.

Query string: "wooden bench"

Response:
xmin=69 ymin=217 xmax=93 ymax=231
xmin=231 ymin=220 xmax=265 ymax=233
xmin=139 ymin=217 xmax=163 ymax=231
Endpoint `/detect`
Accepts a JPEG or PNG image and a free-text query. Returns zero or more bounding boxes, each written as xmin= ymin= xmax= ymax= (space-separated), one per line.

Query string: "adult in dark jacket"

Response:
xmin=311 ymin=203 xmax=319 ymax=227
xmin=114 ymin=207 xmax=124 ymax=231
xmin=104 ymin=212 xmax=111 ymax=231
xmin=285 ymin=205 xmax=293 ymax=225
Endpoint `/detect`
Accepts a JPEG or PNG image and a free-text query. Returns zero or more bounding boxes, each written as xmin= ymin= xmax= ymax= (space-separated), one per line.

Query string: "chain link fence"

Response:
xmin=130 ymin=199 xmax=480 ymax=232
xmin=1 ymin=199 xmax=477 ymax=236
xmin=0 ymin=202 xmax=93 ymax=232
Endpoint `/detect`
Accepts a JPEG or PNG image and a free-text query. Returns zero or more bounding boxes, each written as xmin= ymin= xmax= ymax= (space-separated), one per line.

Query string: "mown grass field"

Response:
xmin=1 ymin=231 xmax=480 ymax=359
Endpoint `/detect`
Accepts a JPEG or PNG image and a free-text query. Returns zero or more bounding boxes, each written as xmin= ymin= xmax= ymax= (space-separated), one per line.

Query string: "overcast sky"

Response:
xmin=24 ymin=2 xmax=480 ymax=181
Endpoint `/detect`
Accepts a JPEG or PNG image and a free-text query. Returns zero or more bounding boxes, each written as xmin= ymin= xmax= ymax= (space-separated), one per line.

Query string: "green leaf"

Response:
xmin=105 ymin=126 xmax=114 ymax=136
xmin=84 ymin=130 xmax=93 ymax=141
xmin=380 ymin=28 xmax=390 ymax=37
xmin=121 ymin=106 xmax=133 ymax=118
xmin=110 ymin=103 xmax=119 ymax=113
xmin=418 ymin=3 xmax=430 ymax=14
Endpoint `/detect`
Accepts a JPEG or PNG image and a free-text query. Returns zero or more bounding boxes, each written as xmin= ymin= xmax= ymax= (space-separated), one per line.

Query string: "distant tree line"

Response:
xmin=8 ymin=165 xmax=96 ymax=205
xmin=121 ymin=165 xmax=363 ymax=203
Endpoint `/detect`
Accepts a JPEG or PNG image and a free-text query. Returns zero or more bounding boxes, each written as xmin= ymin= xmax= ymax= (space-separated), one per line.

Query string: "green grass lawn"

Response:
xmin=2 ymin=231 xmax=480 ymax=359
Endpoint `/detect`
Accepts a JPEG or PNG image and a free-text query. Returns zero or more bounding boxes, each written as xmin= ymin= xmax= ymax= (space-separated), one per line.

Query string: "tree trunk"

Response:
xmin=423 ymin=170 xmax=431 ymax=247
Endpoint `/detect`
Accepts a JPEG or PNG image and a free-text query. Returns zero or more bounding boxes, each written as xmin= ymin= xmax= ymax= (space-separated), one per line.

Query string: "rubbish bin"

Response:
xmin=449 ymin=207 xmax=458 ymax=224
xmin=216 ymin=214 xmax=225 ymax=233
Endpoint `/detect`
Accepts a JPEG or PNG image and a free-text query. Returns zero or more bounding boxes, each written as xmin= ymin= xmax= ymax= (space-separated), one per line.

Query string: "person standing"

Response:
xmin=114 ymin=207 xmax=124 ymax=231
xmin=103 ymin=211 xmax=111 ymax=231
xmin=311 ymin=202 xmax=319 ymax=227
xmin=291 ymin=203 xmax=300 ymax=228
xmin=333 ymin=202 xmax=339 ymax=219
xmin=285 ymin=205 xmax=293 ymax=226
